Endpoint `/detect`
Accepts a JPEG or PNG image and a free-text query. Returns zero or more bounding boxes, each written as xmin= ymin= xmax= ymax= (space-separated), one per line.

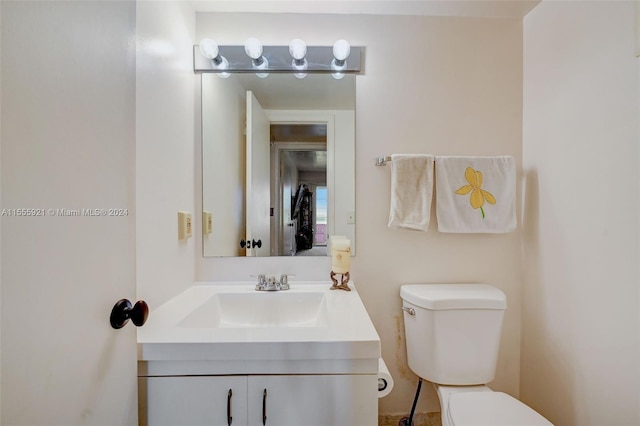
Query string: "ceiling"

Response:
xmin=195 ymin=1 xmax=542 ymax=19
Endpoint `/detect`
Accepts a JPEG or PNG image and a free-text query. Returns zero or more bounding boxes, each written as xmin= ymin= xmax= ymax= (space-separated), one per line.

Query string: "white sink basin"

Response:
xmin=137 ymin=282 xmax=381 ymax=371
xmin=178 ymin=291 xmax=328 ymax=328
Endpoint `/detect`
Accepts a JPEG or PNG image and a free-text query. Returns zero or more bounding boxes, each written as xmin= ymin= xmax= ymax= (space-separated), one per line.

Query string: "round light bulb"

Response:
xmin=289 ymin=38 xmax=307 ymax=60
xmin=333 ymin=39 xmax=351 ymax=61
xmin=244 ymin=38 xmax=263 ymax=60
xmin=199 ymin=38 xmax=219 ymax=59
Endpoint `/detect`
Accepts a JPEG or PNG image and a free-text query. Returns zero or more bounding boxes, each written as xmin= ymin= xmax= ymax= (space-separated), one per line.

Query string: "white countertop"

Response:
xmin=137 ymin=281 xmax=380 ymax=375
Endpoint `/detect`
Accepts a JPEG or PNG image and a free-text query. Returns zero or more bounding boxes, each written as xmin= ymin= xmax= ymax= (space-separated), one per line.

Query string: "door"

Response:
xmin=1 ymin=2 xmax=138 ymax=424
xmin=140 ymin=376 xmax=248 ymax=426
xmin=246 ymin=91 xmax=271 ymax=256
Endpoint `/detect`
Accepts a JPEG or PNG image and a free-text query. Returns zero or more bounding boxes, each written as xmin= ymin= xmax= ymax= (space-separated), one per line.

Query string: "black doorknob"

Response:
xmin=252 ymin=239 xmax=262 ymax=248
xmin=240 ymin=239 xmax=247 ymax=248
xmin=110 ymin=299 xmax=149 ymax=329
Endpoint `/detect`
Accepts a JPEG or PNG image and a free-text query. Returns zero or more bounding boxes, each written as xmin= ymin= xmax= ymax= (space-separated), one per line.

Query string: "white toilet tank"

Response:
xmin=401 ymin=284 xmax=507 ymax=385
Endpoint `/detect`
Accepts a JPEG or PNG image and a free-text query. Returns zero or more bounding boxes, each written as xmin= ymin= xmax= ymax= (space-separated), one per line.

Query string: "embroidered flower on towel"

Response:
xmin=455 ymin=167 xmax=496 ymax=219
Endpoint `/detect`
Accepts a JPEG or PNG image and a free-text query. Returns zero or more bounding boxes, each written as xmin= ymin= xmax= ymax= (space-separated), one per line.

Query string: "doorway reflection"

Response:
xmin=271 ymin=124 xmax=328 ymax=256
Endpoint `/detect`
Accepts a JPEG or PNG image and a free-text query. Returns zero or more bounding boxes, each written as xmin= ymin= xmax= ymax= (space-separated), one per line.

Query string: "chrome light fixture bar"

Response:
xmin=194 ymin=41 xmax=361 ymax=74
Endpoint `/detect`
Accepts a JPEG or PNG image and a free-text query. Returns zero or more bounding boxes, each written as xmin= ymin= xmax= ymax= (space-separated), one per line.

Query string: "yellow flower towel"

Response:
xmin=388 ymin=154 xmax=435 ymax=232
xmin=435 ymin=156 xmax=516 ymax=233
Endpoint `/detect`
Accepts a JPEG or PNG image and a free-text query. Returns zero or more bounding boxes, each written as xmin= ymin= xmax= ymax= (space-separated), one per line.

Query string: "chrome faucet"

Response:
xmin=255 ymin=274 xmax=290 ymax=291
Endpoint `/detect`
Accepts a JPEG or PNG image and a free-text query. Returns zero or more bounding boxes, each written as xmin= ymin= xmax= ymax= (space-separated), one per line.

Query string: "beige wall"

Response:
xmin=0 ymin=2 xmax=3 ymax=420
xmin=522 ymin=2 xmax=640 ymax=425
xmin=136 ymin=1 xmax=197 ymax=308
xmin=195 ymin=12 xmax=524 ymax=416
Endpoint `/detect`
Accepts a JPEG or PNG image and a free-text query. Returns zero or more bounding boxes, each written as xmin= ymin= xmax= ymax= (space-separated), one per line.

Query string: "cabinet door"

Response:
xmin=140 ymin=376 xmax=248 ymax=426
xmin=247 ymin=375 xmax=377 ymax=426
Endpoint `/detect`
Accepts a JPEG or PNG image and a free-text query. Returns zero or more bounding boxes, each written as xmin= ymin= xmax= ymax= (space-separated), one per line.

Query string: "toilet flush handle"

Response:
xmin=402 ymin=306 xmax=415 ymax=316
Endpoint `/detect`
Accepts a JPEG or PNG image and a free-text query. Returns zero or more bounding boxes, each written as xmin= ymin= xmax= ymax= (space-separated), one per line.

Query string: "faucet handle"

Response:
xmin=255 ymin=274 xmax=267 ymax=290
xmin=279 ymin=274 xmax=290 ymax=290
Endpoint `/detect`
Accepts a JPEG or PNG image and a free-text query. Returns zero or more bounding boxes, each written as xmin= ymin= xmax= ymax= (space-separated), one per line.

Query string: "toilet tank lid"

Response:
xmin=400 ymin=284 xmax=506 ymax=310
xmin=448 ymin=392 xmax=553 ymax=426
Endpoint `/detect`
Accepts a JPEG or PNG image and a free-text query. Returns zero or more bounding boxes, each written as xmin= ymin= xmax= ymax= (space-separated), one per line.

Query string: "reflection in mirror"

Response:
xmin=202 ymin=73 xmax=355 ymax=257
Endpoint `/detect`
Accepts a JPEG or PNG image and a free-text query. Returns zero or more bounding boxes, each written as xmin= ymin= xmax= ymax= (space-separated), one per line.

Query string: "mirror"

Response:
xmin=202 ymin=73 xmax=355 ymax=257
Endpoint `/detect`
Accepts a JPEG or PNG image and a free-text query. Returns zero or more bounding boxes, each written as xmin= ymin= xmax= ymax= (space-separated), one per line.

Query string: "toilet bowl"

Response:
xmin=400 ymin=284 xmax=553 ymax=426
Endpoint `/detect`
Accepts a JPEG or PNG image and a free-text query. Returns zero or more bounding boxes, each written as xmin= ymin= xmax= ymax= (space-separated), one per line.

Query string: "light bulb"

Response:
xmin=244 ymin=38 xmax=263 ymax=60
xmin=289 ymin=39 xmax=307 ymax=61
xmin=291 ymin=37 xmax=308 ymax=79
xmin=333 ymin=39 xmax=351 ymax=61
xmin=199 ymin=38 xmax=219 ymax=59
xmin=244 ymin=37 xmax=269 ymax=77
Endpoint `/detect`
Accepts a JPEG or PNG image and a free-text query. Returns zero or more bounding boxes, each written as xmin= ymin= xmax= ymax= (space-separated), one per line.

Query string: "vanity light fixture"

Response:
xmin=193 ymin=39 xmax=361 ymax=75
xmin=289 ymin=38 xmax=308 ymax=79
xmin=244 ymin=37 xmax=269 ymax=79
xmin=199 ymin=38 xmax=230 ymax=78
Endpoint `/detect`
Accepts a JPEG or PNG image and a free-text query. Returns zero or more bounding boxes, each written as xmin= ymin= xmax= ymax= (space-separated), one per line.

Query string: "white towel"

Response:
xmin=388 ymin=154 xmax=434 ymax=231
xmin=436 ymin=156 xmax=516 ymax=233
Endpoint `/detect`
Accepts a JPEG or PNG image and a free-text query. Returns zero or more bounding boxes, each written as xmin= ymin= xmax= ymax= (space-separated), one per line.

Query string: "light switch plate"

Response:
xmin=203 ymin=211 xmax=213 ymax=235
xmin=178 ymin=211 xmax=192 ymax=240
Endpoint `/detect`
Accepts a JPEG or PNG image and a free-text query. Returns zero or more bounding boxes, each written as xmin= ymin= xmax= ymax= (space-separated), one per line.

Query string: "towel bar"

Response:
xmin=374 ymin=156 xmax=392 ymax=166
xmin=375 ymin=156 xmax=436 ymax=167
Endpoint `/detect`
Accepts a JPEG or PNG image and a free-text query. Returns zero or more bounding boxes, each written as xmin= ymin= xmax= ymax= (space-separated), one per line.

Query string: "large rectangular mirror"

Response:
xmin=202 ymin=73 xmax=355 ymax=257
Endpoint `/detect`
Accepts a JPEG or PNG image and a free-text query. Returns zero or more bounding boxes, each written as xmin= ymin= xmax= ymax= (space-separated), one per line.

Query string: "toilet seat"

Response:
xmin=447 ymin=391 xmax=553 ymax=426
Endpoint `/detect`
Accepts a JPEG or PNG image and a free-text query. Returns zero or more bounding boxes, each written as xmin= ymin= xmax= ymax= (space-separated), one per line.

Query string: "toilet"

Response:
xmin=400 ymin=284 xmax=553 ymax=426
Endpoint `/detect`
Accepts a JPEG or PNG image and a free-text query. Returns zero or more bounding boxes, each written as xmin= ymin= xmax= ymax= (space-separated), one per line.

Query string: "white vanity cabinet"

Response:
xmin=140 ymin=374 xmax=377 ymax=426
xmin=247 ymin=374 xmax=377 ymax=426
xmin=138 ymin=284 xmax=382 ymax=425
xmin=139 ymin=376 xmax=248 ymax=426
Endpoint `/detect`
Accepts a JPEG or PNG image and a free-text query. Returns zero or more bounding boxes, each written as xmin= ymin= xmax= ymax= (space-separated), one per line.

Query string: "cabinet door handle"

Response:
xmin=262 ymin=388 xmax=267 ymax=425
xmin=227 ymin=389 xmax=232 ymax=425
